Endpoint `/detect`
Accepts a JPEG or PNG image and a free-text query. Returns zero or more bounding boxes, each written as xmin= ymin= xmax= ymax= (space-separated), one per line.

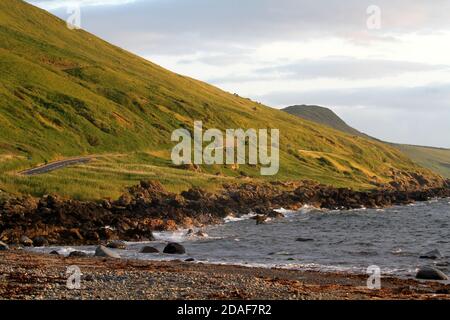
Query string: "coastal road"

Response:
xmin=20 ymin=157 xmax=92 ymax=176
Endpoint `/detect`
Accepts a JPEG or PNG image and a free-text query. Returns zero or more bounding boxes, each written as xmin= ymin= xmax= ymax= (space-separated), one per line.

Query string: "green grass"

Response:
xmin=395 ymin=145 xmax=450 ymax=179
xmin=0 ymin=0 xmax=443 ymax=200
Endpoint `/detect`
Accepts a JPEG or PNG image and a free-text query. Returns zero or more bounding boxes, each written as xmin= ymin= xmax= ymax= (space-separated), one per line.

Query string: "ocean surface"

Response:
xmin=31 ymin=198 xmax=450 ymax=278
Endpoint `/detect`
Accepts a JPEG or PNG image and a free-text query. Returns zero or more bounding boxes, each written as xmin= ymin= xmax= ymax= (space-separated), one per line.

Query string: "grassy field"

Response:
xmin=0 ymin=0 xmax=443 ymax=200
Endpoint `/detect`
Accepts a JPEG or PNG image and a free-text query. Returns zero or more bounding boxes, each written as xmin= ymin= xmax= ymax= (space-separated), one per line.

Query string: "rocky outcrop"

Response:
xmin=0 ymin=179 xmax=449 ymax=246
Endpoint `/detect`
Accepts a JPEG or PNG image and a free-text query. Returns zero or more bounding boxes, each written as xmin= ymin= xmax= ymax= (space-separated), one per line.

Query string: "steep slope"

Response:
xmin=283 ymin=105 xmax=363 ymax=137
xmin=283 ymin=105 xmax=450 ymax=178
xmin=0 ymin=0 xmax=444 ymax=199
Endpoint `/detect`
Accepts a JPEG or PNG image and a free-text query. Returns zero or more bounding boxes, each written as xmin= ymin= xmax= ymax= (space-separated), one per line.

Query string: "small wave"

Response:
xmin=268 ymin=251 xmax=293 ymax=256
xmin=298 ymin=204 xmax=320 ymax=214
xmin=223 ymin=212 xmax=256 ymax=223
xmin=30 ymin=246 xmax=94 ymax=257
xmin=153 ymin=230 xmax=190 ymax=242
xmin=153 ymin=229 xmax=217 ymax=243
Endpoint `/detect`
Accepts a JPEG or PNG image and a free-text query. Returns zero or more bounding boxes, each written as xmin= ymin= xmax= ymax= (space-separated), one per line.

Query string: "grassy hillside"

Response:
xmin=283 ymin=105 xmax=363 ymax=137
xmin=0 ymin=0 xmax=443 ymax=200
xmin=395 ymin=145 xmax=450 ymax=179
xmin=283 ymin=105 xmax=450 ymax=179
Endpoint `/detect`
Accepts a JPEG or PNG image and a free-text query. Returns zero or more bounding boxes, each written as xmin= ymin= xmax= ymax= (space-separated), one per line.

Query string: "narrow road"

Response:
xmin=20 ymin=157 xmax=92 ymax=176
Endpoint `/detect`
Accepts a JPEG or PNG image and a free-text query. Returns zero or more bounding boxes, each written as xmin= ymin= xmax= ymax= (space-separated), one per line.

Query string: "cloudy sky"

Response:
xmin=28 ymin=0 xmax=450 ymax=148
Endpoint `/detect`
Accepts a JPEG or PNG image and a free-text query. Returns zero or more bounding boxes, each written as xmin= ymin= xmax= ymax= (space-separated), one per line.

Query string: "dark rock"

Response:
xmin=163 ymin=242 xmax=186 ymax=254
xmin=416 ymin=266 xmax=448 ymax=280
xmin=49 ymin=250 xmax=60 ymax=255
xmin=84 ymin=231 xmax=100 ymax=242
xmin=101 ymin=199 xmax=112 ymax=210
xmin=69 ymin=251 xmax=88 ymax=257
xmin=268 ymin=210 xmax=285 ymax=219
xmin=185 ymin=258 xmax=195 ymax=262
xmin=420 ymin=249 xmax=443 ymax=260
xmin=33 ymin=236 xmax=49 ymax=247
xmin=106 ymin=240 xmax=127 ymax=250
xmin=296 ymin=237 xmax=314 ymax=242
xmin=20 ymin=235 xmax=33 ymax=247
xmin=94 ymin=245 xmax=120 ymax=259
xmin=98 ymin=227 xmax=118 ymax=241
xmin=253 ymin=215 xmax=268 ymax=225
xmin=140 ymin=246 xmax=159 ymax=254
xmin=0 ymin=241 xmax=9 ymax=251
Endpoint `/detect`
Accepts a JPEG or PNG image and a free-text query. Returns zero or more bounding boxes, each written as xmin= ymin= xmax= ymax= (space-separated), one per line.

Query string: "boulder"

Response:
xmin=20 ymin=236 xmax=33 ymax=247
xmin=49 ymin=250 xmax=60 ymax=255
xmin=106 ymin=240 xmax=127 ymax=250
xmin=296 ymin=237 xmax=314 ymax=242
xmin=420 ymin=249 xmax=443 ymax=260
xmin=69 ymin=251 xmax=88 ymax=258
xmin=33 ymin=236 xmax=49 ymax=247
xmin=94 ymin=245 xmax=120 ymax=259
xmin=0 ymin=241 xmax=9 ymax=251
xmin=163 ymin=242 xmax=186 ymax=254
xmin=185 ymin=258 xmax=195 ymax=262
xmin=140 ymin=246 xmax=159 ymax=254
xmin=416 ymin=266 xmax=448 ymax=280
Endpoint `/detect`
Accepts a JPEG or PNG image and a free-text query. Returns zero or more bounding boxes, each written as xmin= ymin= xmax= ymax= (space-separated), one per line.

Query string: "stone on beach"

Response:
xmin=69 ymin=251 xmax=88 ymax=258
xmin=163 ymin=242 xmax=186 ymax=254
xmin=0 ymin=241 xmax=9 ymax=251
xmin=140 ymin=246 xmax=159 ymax=254
xmin=20 ymin=236 xmax=33 ymax=247
xmin=95 ymin=245 xmax=121 ymax=259
xmin=416 ymin=266 xmax=448 ymax=280
xmin=33 ymin=236 xmax=49 ymax=247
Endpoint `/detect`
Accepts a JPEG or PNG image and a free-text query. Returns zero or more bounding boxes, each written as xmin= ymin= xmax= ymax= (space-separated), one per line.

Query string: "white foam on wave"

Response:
xmin=298 ymin=204 xmax=319 ymax=213
xmin=223 ymin=212 xmax=256 ymax=223
xmin=30 ymin=246 xmax=95 ymax=257
xmin=183 ymin=259 xmax=411 ymax=277
xmin=153 ymin=229 xmax=190 ymax=242
xmin=153 ymin=228 xmax=218 ymax=243
xmin=274 ymin=208 xmax=294 ymax=215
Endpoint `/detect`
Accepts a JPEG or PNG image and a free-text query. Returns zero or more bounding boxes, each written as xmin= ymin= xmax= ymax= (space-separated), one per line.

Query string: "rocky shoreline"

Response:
xmin=0 ymin=250 xmax=449 ymax=300
xmin=1 ymin=179 xmax=450 ymax=246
